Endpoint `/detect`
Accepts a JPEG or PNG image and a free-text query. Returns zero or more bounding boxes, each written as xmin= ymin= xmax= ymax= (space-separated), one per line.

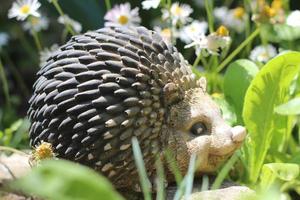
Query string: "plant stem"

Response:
xmin=215 ymin=27 xmax=260 ymax=73
xmin=32 ymin=30 xmax=42 ymax=52
xmin=0 ymin=58 xmax=10 ymax=107
xmin=2 ymin=51 xmax=30 ymax=97
xmin=193 ymin=53 xmax=202 ymax=68
xmin=17 ymin=27 xmax=37 ymax=63
xmin=104 ymin=0 xmax=111 ymax=10
xmin=0 ymin=146 xmax=29 ymax=156
xmin=51 ymin=0 xmax=76 ymax=36
xmin=205 ymin=0 xmax=214 ymax=33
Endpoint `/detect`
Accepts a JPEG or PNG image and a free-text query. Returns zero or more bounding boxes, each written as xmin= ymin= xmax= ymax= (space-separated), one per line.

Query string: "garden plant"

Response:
xmin=1 ymin=0 xmax=300 ymax=199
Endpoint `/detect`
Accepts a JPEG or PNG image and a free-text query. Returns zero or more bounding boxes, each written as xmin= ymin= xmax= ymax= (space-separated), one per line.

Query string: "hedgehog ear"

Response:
xmin=198 ymin=77 xmax=207 ymax=93
xmin=163 ymin=82 xmax=182 ymax=106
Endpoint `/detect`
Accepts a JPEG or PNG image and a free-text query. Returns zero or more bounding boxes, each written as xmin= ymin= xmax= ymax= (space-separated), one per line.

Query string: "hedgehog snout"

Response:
xmin=231 ymin=125 xmax=247 ymax=143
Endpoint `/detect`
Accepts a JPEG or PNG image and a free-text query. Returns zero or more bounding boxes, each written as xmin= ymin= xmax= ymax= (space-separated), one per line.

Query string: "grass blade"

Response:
xmin=155 ymin=157 xmax=165 ymax=200
xmin=211 ymin=151 xmax=239 ymax=190
xmin=131 ymin=137 xmax=152 ymax=200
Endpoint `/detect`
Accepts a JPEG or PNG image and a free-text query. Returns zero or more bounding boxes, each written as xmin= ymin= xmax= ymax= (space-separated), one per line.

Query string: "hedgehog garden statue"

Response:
xmin=27 ymin=25 xmax=248 ymax=198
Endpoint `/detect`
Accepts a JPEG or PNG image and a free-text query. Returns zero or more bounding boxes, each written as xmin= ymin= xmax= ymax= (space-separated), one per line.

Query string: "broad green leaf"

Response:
xmin=260 ymin=163 xmax=299 ymax=190
xmin=224 ymin=59 xmax=259 ymax=124
xmin=212 ymin=94 xmax=237 ymax=125
xmin=275 ymin=97 xmax=300 ymax=115
xmin=13 ymin=160 xmax=124 ymax=200
xmin=242 ymin=52 xmax=300 ymax=183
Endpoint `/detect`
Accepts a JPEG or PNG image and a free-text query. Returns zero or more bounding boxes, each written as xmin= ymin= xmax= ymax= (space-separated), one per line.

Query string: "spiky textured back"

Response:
xmin=27 ymin=26 xmax=197 ymax=188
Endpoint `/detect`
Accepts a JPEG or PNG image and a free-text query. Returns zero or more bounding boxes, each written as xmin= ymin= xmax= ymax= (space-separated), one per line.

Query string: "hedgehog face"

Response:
xmin=166 ymin=79 xmax=246 ymax=174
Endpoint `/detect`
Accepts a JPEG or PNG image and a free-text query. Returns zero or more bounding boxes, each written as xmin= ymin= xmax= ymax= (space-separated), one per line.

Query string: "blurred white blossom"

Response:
xmin=8 ymin=0 xmax=41 ymax=21
xmin=0 ymin=33 xmax=9 ymax=50
xmin=249 ymin=44 xmax=277 ymax=63
xmin=142 ymin=0 xmax=161 ymax=10
xmin=179 ymin=20 xmax=208 ymax=44
xmin=154 ymin=26 xmax=174 ymax=43
xmin=286 ymin=10 xmax=300 ymax=27
xmin=214 ymin=6 xmax=246 ymax=33
xmin=58 ymin=15 xmax=82 ymax=33
xmin=185 ymin=26 xmax=231 ymax=56
xmin=39 ymin=44 xmax=59 ymax=67
xmin=23 ymin=16 xmax=49 ymax=34
xmin=104 ymin=3 xmax=141 ymax=27
xmin=162 ymin=2 xmax=193 ymax=25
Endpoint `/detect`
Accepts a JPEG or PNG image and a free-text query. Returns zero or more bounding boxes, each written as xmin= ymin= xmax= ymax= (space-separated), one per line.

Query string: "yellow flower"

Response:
xmin=33 ymin=142 xmax=55 ymax=161
xmin=233 ymin=7 xmax=245 ymax=19
xmin=271 ymin=0 xmax=282 ymax=12
xmin=216 ymin=25 xmax=229 ymax=37
xmin=262 ymin=5 xmax=276 ymax=18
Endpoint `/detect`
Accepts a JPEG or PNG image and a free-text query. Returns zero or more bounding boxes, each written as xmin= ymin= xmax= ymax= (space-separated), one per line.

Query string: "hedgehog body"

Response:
xmin=28 ymin=26 xmax=246 ymax=190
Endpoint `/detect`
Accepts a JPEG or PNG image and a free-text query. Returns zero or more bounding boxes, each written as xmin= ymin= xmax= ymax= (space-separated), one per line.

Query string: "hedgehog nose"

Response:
xmin=231 ymin=126 xmax=247 ymax=143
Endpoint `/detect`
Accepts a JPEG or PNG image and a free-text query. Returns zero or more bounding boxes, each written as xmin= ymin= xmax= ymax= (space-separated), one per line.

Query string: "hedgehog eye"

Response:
xmin=190 ymin=122 xmax=208 ymax=136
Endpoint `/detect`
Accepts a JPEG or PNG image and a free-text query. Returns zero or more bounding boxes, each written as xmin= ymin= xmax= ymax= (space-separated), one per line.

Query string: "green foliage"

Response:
xmin=13 ymin=159 xmax=124 ymax=200
xmin=0 ymin=118 xmax=30 ymax=148
xmin=275 ymin=97 xmax=300 ymax=115
xmin=260 ymin=163 xmax=300 ymax=190
xmin=242 ymin=52 xmax=300 ymax=184
xmin=261 ymin=24 xmax=300 ymax=43
xmin=224 ymin=59 xmax=259 ymax=124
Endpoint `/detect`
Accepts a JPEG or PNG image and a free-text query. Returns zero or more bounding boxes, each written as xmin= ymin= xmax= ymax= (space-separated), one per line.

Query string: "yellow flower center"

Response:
xmin=118 ymin=15 xmax=129 ymax=25
xmin=216 ymin=25 xmax=229 ymax=37
xmin=263 ymin=5 xmax=276 ymax=18
xmin=174 ymin=5 xmax=183 ymax=15
xmin=233 ymin=7 xmax=245 ymax=19
xmin=34 ymin=142 xmax=55 ymax=160
xmin=161 ymin=28 xmax=171 ymax=37
xmin=271 ymin=0 xmax=282 ymax=12
xmin=20 ymin=4 xmax=30 ymax=14
xmin=190 ymin=27 xmax=196 ymax=32
xmin=30 ymin=17 xmax=39 ymax=25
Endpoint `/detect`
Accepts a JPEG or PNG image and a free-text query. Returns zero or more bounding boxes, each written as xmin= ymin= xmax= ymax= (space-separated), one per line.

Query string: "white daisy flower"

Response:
xmin=39 ymin=44 xmax=59 ymax=67
xmin=185 ymin=26 xmax=231 ymax=56
xmin=154 ymin=26 xmax=174 ymax=43
xmin=249 ymin=44 xmax=277 ymax=63
xmin=214 ymin=6 xmax=246 ymax=33
xmin=22 ymin=16 xmax=49 ymax=34
xmin=58 ymin=15 xmax=82 ymax=33
xmin=179 ymin=20 xmax=208 ymax=44
xmin=286 ymin=10 xmax=300 ymax=27
xmin=142 ymin=0 xmax=161 ymax=10
xmin=104 ymin=3 xmax=141 ymax=27
xmin=0 ymin=33 xmax=9 ymax=50
xmin=162 ymin=2 xmax=193 ymax=26
xmin=8 ymin=0 xmax=41 ymax=21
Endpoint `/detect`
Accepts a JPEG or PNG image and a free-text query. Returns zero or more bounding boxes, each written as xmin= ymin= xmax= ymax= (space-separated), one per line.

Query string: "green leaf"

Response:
xmin=275 ymin=97 xmax=300 ymax=115
xmin=242 ymin=52 xmax=300 ymax=183
xmin=224 ymin=59 xmax=259 ymax=124
xmin=260 ymin=163 xmax=299 ymax=190
xmin=13 ymin=160 xmax=124 ymax=200
xmin=212 ymin=94 xmax=237 ymax=125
